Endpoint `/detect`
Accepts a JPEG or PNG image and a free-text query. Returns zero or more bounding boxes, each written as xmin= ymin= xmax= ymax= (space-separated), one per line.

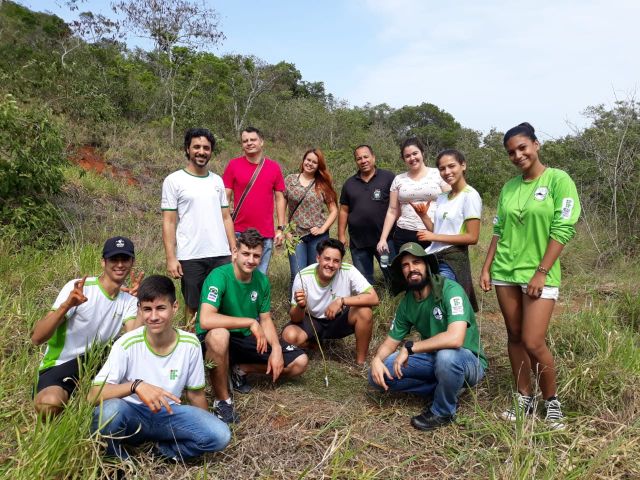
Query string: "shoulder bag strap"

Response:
xmin=288 ymin=176 xmax=316 ymax=223
xmin=232 ymin=157 xmax=265 ymax=222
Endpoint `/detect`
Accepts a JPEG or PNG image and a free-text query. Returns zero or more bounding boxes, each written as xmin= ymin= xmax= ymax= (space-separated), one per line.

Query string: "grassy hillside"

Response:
xmin=0 ymin=134 xmax=638 ymax=479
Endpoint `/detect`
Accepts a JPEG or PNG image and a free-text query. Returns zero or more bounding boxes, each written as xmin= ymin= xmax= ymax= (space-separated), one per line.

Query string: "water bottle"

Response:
xmin=380 ymin=253 xmax=389 ymax=269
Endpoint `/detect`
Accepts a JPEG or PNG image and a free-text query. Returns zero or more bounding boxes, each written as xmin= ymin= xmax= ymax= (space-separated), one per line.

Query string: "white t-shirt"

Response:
xmin=291 ymin=263 xmax=372 ymax=319
xmin=92 ymin=326 xmax=205 ymax=405
xmin=161 ymin=169 xmax=231 ymax=261
xmin=40 ymin=277 xmax=137 ymax=371
xmin=426 ymin=185 xmax=483 ymax=255
xmin=391 ymin=168 xmax=449 ymax=230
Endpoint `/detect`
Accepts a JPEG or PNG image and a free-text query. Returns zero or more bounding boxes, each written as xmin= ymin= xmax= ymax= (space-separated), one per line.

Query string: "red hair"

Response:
xmin=300 ymin=148 xmax=337 ymax=205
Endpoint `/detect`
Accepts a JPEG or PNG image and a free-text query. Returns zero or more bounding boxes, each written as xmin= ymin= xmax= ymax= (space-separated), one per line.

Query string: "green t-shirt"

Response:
xmin=491 ymin=168 xmax=581 ymax=287
xmin=195 ymin=263 xmax=271 ymax=336
xmin=388 ymin=279 xmax=488 ymax=370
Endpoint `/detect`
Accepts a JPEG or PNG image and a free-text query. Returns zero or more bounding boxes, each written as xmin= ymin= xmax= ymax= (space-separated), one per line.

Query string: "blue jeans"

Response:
xmin=288 ymin=232 xmax=329 ymax=287
xmin=237 ymin=232 xmax=273 ymax=275
xmin=437 ymin=261 xmax=457 ymax=281
xmin=91 ymin=399 xmax=231 ymax=460
xmin=368 ymin=348 xmax=484 ymax=417
xmin=350 ymin=241 xmax=395 ymax=285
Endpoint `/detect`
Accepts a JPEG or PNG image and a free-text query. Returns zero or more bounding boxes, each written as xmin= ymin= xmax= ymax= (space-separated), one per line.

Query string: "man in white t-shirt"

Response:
xmin=282 ymin=238 xmax=380 ymax=365
xmin=89 ymin=275 xmax=230 ymax=460
xmin=162 ymin=128 xmax=236 ymax=323
xmin=31 ymin=236 xmax=143 ymax=417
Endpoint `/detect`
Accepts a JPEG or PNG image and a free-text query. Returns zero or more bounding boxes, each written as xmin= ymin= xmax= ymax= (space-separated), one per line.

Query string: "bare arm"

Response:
xmin=325 ymin=287 xmax=379 ymax=320
xmin=417 ymin=218 xmax=480 ymax=245
xmin=88 ymin=381 xmax=181 ymax=414
xmin=337 ymin=204 xmax=349 ymax=245
xmin=312 ymin=201 xmax=338 ymax=236
xmin=370 ymin=336 xmax=402 ymax=390
xmin=162 ymin=210 xmax=182 ymax=279
xmin=525 ymin=238 xmax=565 ymax=298
xmin=259 ymin=313 xmax=284 ymax=382
xmin=480 ymin=235 xmax=499 ymax=292
xmin=221 ymin=207 xmax=236 ymax=252
xmin=274 ymin=191 xmax=286 ymax=246
xmin=185 ymin=389 xmax=208 ymax=410
xmin=376 ymin=191 xmax=400 ymax=252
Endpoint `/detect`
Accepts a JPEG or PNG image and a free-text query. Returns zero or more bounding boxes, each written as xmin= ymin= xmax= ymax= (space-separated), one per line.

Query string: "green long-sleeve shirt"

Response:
xmin=491 ymin=168 xmax=581 ymax=287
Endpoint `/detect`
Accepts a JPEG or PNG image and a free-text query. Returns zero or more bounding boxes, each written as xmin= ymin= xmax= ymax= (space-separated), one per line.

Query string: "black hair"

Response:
xmin=353 ymin=144 xmax=374 ymax=157
xmin=503 ymin=122 xmax=537 ymax=146
xmin=237 ymin=228 xmax=264 ymax=250
xmin=241 ymin=126 xmax=263 ymax=139
xmin=436 ymin=148 xmax=466 ymax=168
xmin=400 ymin=137 xmax=426 ymax=158
xmin=137 ymin=275 xmax=176 ymax=304
xmin=183 ymin=128 xmax=215 ymax=159
xmin=316 ymin=238 xmax=346 ymax=258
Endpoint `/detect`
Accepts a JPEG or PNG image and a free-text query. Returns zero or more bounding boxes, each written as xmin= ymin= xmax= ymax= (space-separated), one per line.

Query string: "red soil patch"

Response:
xmin=68 ymin=145 xmax=139 ymax=186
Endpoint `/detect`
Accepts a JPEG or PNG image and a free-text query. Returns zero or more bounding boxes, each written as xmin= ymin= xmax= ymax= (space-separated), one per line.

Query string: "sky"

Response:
xmin=24 ymin=0 xmax=640 ymax=140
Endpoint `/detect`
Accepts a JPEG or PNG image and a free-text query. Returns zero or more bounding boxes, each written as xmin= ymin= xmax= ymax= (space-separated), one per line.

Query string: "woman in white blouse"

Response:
xmin=376 ymin=137 xmax=449 ymax=255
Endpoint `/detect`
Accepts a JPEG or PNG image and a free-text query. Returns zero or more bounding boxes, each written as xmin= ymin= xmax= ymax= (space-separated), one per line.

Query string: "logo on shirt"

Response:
xmin=534 ymin=187 xmax=549 ymax=201
xmin=442 ymin=212 xmax=449 ymax=220
xmin=389 ymin=315 xmax=396 ymax=331
xmin=561 ymin=198 xmax=574 ymax=219
xmin=433 ymin=306 xmax=444 ymax=321
xmin=373 ymin=189 xmax=382 ymax=200
xmin=207 ymin=286 xmax=218 ymax=302
xmin=250 ymin=291 xmax=258 ymax=302
xmin=169 ymin=369 xmax=179 ymax=380
xmin=493 ymin=216 xmax=499 ymax=225
xmin=450 ymin=296 xmax=464 ymax=316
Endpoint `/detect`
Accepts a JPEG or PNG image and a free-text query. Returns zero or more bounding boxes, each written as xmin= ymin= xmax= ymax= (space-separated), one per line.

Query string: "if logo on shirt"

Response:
xmin=169 ymin=369 xmax=179 ymax=380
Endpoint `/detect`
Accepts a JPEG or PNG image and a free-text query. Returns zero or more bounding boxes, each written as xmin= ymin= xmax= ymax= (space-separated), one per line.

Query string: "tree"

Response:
xmin=113 ymin=0 xmax=225 ymax=143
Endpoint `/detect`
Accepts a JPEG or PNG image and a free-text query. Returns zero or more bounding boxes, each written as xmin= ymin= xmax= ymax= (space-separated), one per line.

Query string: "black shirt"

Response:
xmin=339 ymin=168 xmax=395 ymax=249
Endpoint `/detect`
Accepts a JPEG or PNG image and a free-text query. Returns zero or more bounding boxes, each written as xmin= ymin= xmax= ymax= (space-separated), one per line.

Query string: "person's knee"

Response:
xmin=351 ymin=307 xmax=373 ymax=328
xmin=93 ymin=399 xmax=128 ymax=433
xmin=522 ymin=335 xmax=548 ymax=358
xmin=288 ymin=354 xmax=309 ymax=377
xmin=205 ymin=329 xmax=230 ymax=357
xmin=282 ymin=325 xmax=305 ymax=345
xmin=201 ymin=418 xmax=231 ymax=452
xmin=35 ymin=387 xmax=68 ymax=416
xmin=434 ymin=349 xmax=464 ymax=378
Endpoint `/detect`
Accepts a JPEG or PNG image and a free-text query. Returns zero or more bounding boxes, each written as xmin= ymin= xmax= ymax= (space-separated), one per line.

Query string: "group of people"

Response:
xmin=31 ymin=122 xmax=581 ymax=462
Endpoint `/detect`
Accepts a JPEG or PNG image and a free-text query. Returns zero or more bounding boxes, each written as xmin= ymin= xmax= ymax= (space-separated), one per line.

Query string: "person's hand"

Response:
xmin=325 ymin=297 xmax=343 ymax=320
xmin=526 ymin=271 xmax=547 ymax=299
xmin=274 ymin=231 xmax=284 ymax=247
xmin=370 ymin=356 xmax=393 ymax=391
xmin=135 ymin=382 xmax=181 ymax=414
xmin=416 ymin=230 xmax=435 ymax=242
xmin=410 ymin=201 xmax=430 ymax=217
xmin=393 ymin=347 xmax=409 ymax=379
xmin=121 ymin=270 xmax=144 ymax=297
xmin=166 ymin=258 xmax=183 ymax=279
xmin=479 ymin=269 xmax=492 ymax=292
xmin=62 ymin=276 xmax=88 ymax=309
xmin=376 ymin=240 xmax=389 ymax=255
xmin=293 ymin=289 xmax=307 ymax=309
xmin=250 ymin=320 xmax=268 ymax=354
xmin=266 ymin=348 xmax=284 ymax=382
xmin=309 ymin=226 xmax=324 ymax=236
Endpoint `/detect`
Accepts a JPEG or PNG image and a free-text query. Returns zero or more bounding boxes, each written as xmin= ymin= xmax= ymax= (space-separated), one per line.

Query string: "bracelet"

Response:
xmin=536 ymin=265 xmax=550 ymax=275
xmin=131 ymin=379 xmax=143 ymax=394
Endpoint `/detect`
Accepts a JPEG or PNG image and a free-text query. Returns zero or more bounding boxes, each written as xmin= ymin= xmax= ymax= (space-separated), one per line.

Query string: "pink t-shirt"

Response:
xmin=223 ymin=156 xmax=285 ymax=238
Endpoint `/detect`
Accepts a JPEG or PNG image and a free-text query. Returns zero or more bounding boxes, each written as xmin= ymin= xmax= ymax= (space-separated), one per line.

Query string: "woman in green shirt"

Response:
xmin=480 ymin=122 xmax=581 ymax=430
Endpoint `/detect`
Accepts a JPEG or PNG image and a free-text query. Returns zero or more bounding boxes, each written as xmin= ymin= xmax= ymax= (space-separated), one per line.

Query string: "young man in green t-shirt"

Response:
xmin=196 ymin=229 xmax=308 ymax=424
xmin=369 ymin=243 xmax=487 ymax=431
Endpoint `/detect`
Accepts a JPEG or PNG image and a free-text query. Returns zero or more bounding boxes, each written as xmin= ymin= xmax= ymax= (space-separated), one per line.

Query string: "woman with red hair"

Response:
xmin=285 ymin=148 xmax=338 ymax=285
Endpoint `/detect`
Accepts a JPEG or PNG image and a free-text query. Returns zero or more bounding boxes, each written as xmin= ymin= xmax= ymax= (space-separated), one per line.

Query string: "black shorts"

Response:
xmin=198 ymin=332 xmax=305 ymax=367
xmin=180 ymin=256 xmax=231 ymax=309
xmin=36 ymin=356 xmax=84 ymax=396
xmin=286 ymin=307 xmax=354 ymax=342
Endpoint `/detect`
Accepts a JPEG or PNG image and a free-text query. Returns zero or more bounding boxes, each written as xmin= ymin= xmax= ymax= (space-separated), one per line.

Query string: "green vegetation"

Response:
xmin=0 ymin=1 xmax=639 ymax=478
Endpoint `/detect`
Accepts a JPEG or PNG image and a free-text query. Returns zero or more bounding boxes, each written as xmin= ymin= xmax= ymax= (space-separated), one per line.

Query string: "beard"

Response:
xmin=406 ymin=275 xmax=429 ymax=291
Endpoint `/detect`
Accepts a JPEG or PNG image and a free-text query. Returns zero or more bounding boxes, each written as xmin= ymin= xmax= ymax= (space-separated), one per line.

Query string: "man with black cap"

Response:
xmin=368 ymin=242 xmax=487 ymax=430
xmin=31 ymin=236 xmax=143 ymax=417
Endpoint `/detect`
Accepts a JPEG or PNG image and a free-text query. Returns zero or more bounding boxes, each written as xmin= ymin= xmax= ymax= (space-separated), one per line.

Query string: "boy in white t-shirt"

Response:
xmin=31 ymin=236 xmax=143 ymax=418
xmin=89 ymin=275 xmax=230 ymax=461
xmin=282 ymin=238 xmax=380 ymax=365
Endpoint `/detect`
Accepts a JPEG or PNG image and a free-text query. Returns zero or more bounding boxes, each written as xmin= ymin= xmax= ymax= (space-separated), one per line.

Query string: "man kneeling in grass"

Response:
xmin=89 ymin=275 xmax=230 ymax=460
xmin=31 ymin=236 xmax=143 ymax=418
xmin=369 ymin=243 xmax=487 ymax=431
xmin=196 ymin=228 xmax=308 ymax=425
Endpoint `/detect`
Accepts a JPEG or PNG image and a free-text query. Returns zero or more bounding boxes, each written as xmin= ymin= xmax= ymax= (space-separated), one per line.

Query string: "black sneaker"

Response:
xmin=214 ymin=399 xmax=240 ymax=424
xmin=410 ymin=410 xmax=454 ymax=431
xmin=501 ymin=392 xmax=536 ymax=422
xmin=544 ymin=398 xmax=565 ymax=430
xmin=231 ymin=366 xmax=252 ymax=394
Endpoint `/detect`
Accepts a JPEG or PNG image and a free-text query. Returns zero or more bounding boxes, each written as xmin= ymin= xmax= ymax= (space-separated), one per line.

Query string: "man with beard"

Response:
xmin=368 ymin=243 xmax=487 ymax=431
xmin=162 ymin=128 xmax=236 ymax=323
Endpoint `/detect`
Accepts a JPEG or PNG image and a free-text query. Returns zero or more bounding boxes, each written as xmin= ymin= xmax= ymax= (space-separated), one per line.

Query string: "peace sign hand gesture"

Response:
xmin=121 ymin=270 xmax=145 ymax=297
xmin=62 ymin=276 xmax=88 ymax=309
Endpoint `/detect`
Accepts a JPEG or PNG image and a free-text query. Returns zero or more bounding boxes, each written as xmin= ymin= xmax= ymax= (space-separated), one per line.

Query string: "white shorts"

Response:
xmin=491 ymin=280 xmax=559 ymax=301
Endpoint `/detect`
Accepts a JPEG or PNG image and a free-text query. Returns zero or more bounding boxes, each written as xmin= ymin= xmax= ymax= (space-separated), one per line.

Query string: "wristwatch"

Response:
xmin=276 ymin=225 xmax=285 ymax=231
xmin=404 ymin=341 xmax=415 ymax=355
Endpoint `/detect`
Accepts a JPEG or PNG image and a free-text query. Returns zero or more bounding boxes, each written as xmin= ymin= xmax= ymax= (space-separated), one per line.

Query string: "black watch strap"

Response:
xmin=404 ymin=341 xmax=414 ymax=355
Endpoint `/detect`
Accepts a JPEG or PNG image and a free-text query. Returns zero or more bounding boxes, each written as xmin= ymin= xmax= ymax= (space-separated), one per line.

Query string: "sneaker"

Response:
xmin=501 ymin=392 xmax=536 ymax=422
xmin=410 ymin=409 xmax=454 ymax=431
xmin=214 ymin=399 xmax=240 ymax=424
xmin=544 ymin=398 xmax=565 ymax=430
xmin=231 ymin=366 xmax=252 ymax=394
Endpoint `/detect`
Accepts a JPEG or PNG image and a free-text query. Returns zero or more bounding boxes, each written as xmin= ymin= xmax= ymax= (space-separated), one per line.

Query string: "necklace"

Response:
xmin=515 ymin=171 xmax=545 ymax=224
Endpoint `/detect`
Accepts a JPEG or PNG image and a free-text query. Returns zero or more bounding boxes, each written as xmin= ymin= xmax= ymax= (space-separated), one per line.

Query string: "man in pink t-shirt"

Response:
xmin=223 ymin=127 xmax=286 ymax=274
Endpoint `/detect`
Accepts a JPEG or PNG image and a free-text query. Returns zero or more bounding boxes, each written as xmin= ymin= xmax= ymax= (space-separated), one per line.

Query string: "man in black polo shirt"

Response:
xmin=338 ymin=145 xmax=396 ymax=285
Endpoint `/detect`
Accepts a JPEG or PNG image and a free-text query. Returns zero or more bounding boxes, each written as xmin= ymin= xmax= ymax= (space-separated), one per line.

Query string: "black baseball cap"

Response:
xmin=102 ymin=236 xmax=135 ymax=259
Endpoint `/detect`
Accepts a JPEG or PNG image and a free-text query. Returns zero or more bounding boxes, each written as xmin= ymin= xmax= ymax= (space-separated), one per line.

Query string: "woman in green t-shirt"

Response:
xmin=480 ymin=122 xmax=581 ymax=430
